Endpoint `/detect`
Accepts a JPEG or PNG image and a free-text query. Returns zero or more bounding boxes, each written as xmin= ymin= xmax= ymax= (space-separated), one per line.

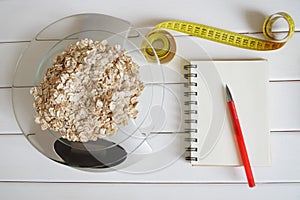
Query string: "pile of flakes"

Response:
xmin=30 ymin=38 xmax=144 ymax=142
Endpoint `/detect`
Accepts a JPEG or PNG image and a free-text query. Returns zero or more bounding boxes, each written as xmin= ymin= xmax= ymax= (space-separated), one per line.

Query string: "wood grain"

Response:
xmin=0 ymin=132 xmax=299 ymax=182
xmin=0 ymin=182 xmax=300 ymax=200
xmin=0 ymin=0 xmax=299 ymax=42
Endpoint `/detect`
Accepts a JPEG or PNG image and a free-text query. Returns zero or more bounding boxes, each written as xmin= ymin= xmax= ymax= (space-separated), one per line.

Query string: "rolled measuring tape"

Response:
xmin=142 ymin=29 xmax=177 ymax=64
xmin=142 ymin=12 xmax=295 ymax=63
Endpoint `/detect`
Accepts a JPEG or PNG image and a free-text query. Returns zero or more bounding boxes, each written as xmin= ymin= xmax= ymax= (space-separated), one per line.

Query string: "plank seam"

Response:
xmin=0 ymin=180 xmax=300 ymax=184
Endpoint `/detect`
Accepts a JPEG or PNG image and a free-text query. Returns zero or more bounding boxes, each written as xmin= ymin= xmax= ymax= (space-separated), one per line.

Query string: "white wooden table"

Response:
xmin=0 ymin=0 xmax=300 ymax=199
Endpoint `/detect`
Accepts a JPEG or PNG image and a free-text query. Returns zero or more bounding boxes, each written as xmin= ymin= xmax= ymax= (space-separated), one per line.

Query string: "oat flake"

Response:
xmin=30 ymin=38 xmax=144 ymax=142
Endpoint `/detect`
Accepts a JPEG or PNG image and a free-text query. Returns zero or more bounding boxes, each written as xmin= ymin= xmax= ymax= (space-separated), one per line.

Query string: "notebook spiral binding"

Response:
xmin=184 ymin=64 xmax=198 ymax=162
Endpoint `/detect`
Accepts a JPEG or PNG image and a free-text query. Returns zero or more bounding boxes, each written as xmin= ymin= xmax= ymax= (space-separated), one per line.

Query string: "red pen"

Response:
xmin=225 ymin=85 xmax=255 ymax=188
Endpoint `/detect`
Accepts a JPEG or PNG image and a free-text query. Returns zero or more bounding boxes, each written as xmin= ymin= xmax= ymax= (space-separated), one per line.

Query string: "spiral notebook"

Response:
xmin=184 ymin=60 xmax=271 ymax=166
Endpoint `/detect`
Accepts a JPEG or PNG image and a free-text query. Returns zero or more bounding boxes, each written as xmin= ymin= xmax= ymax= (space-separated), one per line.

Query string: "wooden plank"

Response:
xmin=0 ymin=132 xmax=299 ymax=182
xmin=1 ymin=33 xmax=299 ymax=88
xmin=1 ymin=80 xmax=300 ymax=134
xmin=0 ymin=0 xmax=299 ymax=42
xmin=0 ymin=42 xmax=28 ymax=87
xmin=0 ymin=89 xmax=20 ymax=133
xmin=270 ymin=81 xmax=300 ymax=131
xmin=0 ymin=182 xmax=300 ymax=200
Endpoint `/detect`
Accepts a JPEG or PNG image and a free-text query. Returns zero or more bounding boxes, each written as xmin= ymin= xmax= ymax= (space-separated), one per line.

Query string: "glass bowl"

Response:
xmin=12 ymin=14 xmax=166 ymax=170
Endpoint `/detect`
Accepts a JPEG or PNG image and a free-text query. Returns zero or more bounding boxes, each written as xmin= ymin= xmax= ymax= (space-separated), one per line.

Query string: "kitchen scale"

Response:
xmin=12 ymin=14 xmax=224 ymax=173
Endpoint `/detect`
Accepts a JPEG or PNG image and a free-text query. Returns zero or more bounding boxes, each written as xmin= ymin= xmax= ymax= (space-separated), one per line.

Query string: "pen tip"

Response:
xmin=225 ymin=84 xmax=233 ymax=102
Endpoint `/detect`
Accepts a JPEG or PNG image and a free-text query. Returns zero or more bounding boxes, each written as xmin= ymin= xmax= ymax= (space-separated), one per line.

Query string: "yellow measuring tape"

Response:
xmin=142 ymin=12 xmax=295 ymax=63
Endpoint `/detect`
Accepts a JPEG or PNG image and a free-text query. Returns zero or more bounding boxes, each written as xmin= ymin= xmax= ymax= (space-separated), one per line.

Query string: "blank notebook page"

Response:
xmin=190 ymin=60 xmax=271 ymax=166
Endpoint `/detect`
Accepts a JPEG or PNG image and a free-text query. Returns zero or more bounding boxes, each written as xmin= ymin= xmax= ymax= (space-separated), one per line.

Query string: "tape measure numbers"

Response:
xmin=142 ymin=12 xmax=295 ymax=63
